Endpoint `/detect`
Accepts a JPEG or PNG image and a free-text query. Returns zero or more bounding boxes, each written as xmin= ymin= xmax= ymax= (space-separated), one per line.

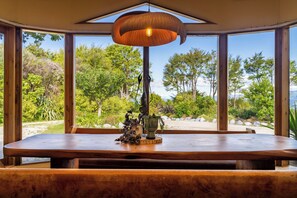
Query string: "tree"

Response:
xmin=243 ymin=52 xmax=273 ymax=83
xmin=22 ymin=74 xmax=45 ymax=121
xmin=76 ymin=45 xmax=125 ymax=117
xmin=23 ymin=32 xmax=63 ymax=45
xmin=183 ymin=48 xmax=211 ymax=100
xmin=22 ymin=45 xmax=65 ymax=121
xmin=243 ymin=78 xmax=274 ymax=122
xmin=290 ymin=61 xmax=297 ymax=85
xmin=149 ymin=93 xmax=165 ymax=115
xmin=203 ymin=50 xmax=217 ymax=99
xmin=76 ymin=68 xmax=124 ymax=117
xmin=265 ymin=58 xmax=274 ymax=84
xmin=163 ymin=53 xmax=187 ymax=93
xmin=105 ymin=44 xmax=142 ymax=99
xmin=23 ymin=50 xmax=64 ymax=97
xmin=228 ymin=55 xmax=244 ymax=108
xmin=163 ymin=49 xmax=214 ymax=101
xmin=173 ymin=92 xmax=195 ymax=117
xmin=172 ymin=91 xmax=216 ymax=118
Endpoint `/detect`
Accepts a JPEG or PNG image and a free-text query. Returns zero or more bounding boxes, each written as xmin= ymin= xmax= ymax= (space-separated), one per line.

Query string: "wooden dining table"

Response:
xmin=4 ymin=133 xmax=297 ymax=169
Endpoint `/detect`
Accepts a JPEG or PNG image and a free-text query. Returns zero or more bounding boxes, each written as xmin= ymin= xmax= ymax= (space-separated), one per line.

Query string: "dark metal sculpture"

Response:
xmin=115 ymin=110 xmax=142 ymax=145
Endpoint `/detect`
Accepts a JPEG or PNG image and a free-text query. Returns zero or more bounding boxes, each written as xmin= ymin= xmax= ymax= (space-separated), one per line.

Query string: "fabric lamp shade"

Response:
xmin=112 ymin=11 xmax=187 ymax=46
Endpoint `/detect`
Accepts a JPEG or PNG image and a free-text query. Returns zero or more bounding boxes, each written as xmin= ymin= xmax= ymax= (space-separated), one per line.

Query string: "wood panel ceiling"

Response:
xmin=0 ymin=0 xmax=296 ymax=33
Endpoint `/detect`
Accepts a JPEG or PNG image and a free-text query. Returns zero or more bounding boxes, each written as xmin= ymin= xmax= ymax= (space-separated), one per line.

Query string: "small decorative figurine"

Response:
xmin=143 ymin=114 xmax=164 ymax=139
xmin=115 ymin=110 xmax=143 ymax=145
xmin=115 ymin=110 xmax=164 ymax=145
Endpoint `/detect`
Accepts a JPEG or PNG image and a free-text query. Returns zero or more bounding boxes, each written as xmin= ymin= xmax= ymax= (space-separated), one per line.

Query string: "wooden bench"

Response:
xmin=0 ymin=169 xmax=296 ymax=197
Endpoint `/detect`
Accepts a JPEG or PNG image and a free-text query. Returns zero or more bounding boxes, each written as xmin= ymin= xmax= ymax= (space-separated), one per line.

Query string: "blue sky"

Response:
xmin=22 ymin=27 xmax=297 ymax=99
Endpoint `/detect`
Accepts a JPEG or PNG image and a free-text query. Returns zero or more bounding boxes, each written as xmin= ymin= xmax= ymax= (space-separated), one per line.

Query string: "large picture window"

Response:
xmin=228 ymin=32 xmax=275 ymax=134
xmin=290 ymin=26 xmax=297 ymax=141
xmin=74 ymin=36 xmax=143 ymax=128
xmin=22 ymin=30 xmax=65 ymax=163
xmin=150 ymin=36 xmax=218 ymax=131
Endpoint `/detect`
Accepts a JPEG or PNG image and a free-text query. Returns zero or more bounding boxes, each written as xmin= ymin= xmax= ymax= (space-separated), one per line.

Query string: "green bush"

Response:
xmin=229 ymin=108 xmax=256 ymax=120
xmin=290 ymin=106 xmax=297 ymax=140
xmin=22 ymin=100 xmax=38 ymax=122
xmin=102 ymin=96 xmax=133 ymax=116
xmin=76 ymin=112 xmax=102 ymax=128
xmin=243 ymin=78 xmax=274 ymax=122
xmin=173 ymin=93 xmax=195 ymax=117
xmin=172 ymin=91 xmax=216 ymax=118
xmin=103 ymin=114 xmax=124 ymax=127
xmin=194 ymin=94 xmax=216 ymax=117
xmin=161 ymin=100 xmax=175 ymax=116
xmin=149 ymin=93 xmax=165 ymax=115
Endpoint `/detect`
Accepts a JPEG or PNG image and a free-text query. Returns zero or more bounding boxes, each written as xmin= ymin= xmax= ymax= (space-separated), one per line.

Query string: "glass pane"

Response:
xmin=228 ymin=32 xmax=275 ymax=134
xmin=150 ymin=36 xmax=218 ymax=131
xmin=290 ymin=26 xmax=297 ymax=166
xmin=22 ymin=31 xmax=65 ymax=163
xmin=290 ymin=27 xmax=297 ymax=138
xmin=74 ymin=36 xmax=143 ymax=128
xmin=0 ymin=33 xmax=4 ymax=159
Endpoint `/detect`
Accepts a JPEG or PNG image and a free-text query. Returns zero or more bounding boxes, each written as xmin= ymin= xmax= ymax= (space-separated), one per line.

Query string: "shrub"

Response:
xmin=76 ymin=112 xmax=102 ymax=127
xmin=102 ymin=96 xmax=133 ymax=116
xmin=290 ymin=106 xmax=297 ymax=140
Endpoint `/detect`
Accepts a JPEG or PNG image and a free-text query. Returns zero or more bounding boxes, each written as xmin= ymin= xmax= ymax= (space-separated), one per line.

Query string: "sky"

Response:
xmin=20 ymin=26 xmax=297 ymax=99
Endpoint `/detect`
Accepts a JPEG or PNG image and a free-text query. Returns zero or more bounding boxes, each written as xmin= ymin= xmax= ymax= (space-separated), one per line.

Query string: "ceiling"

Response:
xmin=0 ymin=0 xmax=296 ymax=34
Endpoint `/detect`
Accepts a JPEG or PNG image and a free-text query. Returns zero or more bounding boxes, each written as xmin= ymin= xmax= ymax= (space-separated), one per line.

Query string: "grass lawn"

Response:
xmin=42 ymin=123 xmax=64 ymax=134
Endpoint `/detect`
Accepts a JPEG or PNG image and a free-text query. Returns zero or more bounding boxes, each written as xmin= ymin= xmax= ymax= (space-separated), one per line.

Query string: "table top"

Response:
xmin=4 ymin=134 xmax=297 ymax=160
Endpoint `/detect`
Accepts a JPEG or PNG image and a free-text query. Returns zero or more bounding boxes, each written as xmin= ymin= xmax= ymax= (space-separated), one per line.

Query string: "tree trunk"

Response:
xmin=123 ymin=83 xmax=128 ymax=99
xmin=120 ymin=87 xmax=124 ymax=99
xmin=209 ymin=81 xmax=212 ymax=97
xmin=192 ymin=78 xmax=197 ymax=101
xmin=97 ymin=102 xmax=102 ymax=117
xmin=233 ymin=91 xmax=236 ymax=108
xmin=212 ymin=82 xmax=216 ymax=100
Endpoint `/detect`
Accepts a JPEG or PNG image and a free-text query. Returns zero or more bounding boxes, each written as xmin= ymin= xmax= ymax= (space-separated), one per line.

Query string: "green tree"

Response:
xmin=184 ymin=48 xmax=211 ymax=100
xmin=23 ymin=50 xmax=64 ymax=97
xmin=244 ymin=52 xmax=273 ymax=83
xmin=76 ymin=45 xmax=125 ymax=117
xmin=22 ymin=74 xmax=45 ymax=121
xmin=172 ymin=91 xmax=216 ymax=118
xmin=163 ymin=53 xmax=187 ymax=93
xmin=203 ymin=50 xmax=217 ymax=99
xmin=22 ymin=43 xmax=64 ymax=122
xmin=173 ymin=92 xmax=195 ymax=117
xmin=163 ymin=49 xmax=214 ymax=101
xmin=243 ymin=78 xmax=274 ymax=122
xmin=228 ymin=55 xmax=244 ymax=108
xmin=106 ymin=44 xmax=142 ymax=99
xmin=149 ymin=93 xmax=165 ymax=115
xmin=290 ymin=60 xmax=297 ymax=85
xmin=23 ymin=32 xmax=63 ymax=45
